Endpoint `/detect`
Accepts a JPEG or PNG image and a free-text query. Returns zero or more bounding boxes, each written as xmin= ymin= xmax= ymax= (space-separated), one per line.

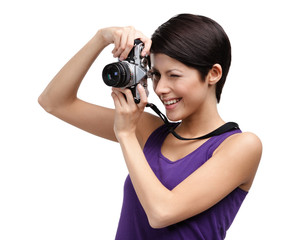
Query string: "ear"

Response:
xmin=207 ymin=64 xmax=222 ymax=85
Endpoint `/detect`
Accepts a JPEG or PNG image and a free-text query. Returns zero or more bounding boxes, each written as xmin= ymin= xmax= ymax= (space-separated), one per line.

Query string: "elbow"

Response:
xmin=146 ymin=193 xmax=180 ymax=229
xmin=148 ymin=215 xmax=168 ymax=229
xmin=147 ymin=208 xmax=174 ymax=229
xmin=38 ymin=93 xmax=55 ymax=114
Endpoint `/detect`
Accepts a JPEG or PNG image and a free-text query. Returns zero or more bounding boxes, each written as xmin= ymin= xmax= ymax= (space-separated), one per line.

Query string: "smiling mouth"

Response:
xmin=163 ymin=98 xmax=182 ymax=106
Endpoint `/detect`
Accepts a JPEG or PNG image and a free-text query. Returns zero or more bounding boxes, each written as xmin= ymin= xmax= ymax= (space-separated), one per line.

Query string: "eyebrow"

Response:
xmin=151 ymin=67 xmax=182 ymax=74
xmin=150 ymin=67 xmax=159 ymax=72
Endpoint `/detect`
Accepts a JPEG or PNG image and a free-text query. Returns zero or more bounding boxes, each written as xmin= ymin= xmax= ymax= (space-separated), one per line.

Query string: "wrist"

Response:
xmin=116 ymin=131 xmax=137 ymax=143
xmin=96 ymin=28 xmax=113 ymax=47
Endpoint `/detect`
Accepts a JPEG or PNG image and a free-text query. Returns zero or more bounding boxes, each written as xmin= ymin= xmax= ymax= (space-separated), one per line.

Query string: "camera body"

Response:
xmin=102 ymin=39 xmax=149 ymax=103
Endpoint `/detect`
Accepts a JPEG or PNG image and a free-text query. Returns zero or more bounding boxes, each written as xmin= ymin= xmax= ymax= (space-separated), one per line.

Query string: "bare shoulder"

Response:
xmin=137 ymin=111 xmax=164 ymax=147
xmin=215 ymin=131 xmax=262 ymax=158
xmin=214 ymin=132 xmax=262 ymax=191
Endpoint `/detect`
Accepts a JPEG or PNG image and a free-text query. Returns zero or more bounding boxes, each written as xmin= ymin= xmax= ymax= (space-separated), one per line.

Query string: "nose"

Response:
xmin=153 ymin=76 xmax=170 ymax=96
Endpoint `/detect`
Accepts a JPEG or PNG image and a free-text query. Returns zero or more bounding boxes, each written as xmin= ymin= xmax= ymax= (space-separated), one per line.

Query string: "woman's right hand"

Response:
xmin=100 ymin=26 xmax=152 ymax=61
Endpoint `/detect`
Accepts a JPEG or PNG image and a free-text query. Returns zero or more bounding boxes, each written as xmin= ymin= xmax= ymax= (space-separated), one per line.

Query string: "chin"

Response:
xmin=166 ymin=112 xmax=183 ymax=122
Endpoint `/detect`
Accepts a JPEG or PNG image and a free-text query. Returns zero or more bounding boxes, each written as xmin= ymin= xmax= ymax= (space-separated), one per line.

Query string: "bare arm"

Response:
xmin=38 ymin=27 xmax=161 ymax=143
xmin=112 ymin=85 xmax=262 ymax=229
xmin=119 ymin=130 xmax=262 ymax=228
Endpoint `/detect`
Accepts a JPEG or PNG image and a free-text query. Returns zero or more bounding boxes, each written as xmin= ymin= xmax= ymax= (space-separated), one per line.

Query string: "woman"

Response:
xmin=39 ymin=14 xmax=262 ymax=239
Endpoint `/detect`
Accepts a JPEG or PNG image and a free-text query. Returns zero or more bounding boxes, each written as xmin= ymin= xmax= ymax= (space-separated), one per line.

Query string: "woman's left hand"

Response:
xmin=111 ymin=84 xmax=148 ymax=141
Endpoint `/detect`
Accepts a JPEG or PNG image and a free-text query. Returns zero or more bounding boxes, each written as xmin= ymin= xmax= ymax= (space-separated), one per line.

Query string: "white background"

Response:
xmin=1 ymin=0 xmax=301 ymax=239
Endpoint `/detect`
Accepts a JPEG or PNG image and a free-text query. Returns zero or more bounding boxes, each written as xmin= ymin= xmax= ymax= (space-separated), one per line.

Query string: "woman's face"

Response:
xmin=150 ymin=53 xmax=211 ymax=122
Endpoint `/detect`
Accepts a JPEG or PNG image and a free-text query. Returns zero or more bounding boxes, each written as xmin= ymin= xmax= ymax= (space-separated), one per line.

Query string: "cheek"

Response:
xmin=182 ymin=81 xmax=208 ymax=105
xmin=181 ymin=79 xmax=207 ymax=96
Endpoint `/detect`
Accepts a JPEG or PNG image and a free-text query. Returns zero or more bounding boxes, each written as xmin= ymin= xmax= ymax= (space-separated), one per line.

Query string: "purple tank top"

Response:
xmin=115 ymin=124 xmax=247 ymax=240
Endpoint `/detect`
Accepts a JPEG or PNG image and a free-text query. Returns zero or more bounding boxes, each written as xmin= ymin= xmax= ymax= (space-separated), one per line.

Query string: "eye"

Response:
xmin=169 ymin=74 xmax=180 ymax=78
xmin=148 ymin=71 xmax=161 ymax=82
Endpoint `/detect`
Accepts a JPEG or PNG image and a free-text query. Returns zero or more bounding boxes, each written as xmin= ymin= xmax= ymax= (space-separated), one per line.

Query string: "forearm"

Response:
xmin=118 ymin=133 xmax=173 ymax=227
xmin=38 ymin=30 xmax=108 ymax=111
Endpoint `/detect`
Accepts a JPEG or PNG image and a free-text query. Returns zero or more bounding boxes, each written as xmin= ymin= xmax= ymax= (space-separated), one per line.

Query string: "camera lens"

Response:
xmin=102 ymin=62 xmax=131 ymax=87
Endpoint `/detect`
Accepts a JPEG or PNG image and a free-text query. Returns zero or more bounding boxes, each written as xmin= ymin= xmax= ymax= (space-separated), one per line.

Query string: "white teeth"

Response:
xmin=163 ymin=99 xmax=180 ymax=105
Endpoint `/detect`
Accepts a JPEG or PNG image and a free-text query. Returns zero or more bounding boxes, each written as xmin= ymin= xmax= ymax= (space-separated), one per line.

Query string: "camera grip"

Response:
xmin=129 ymin=85 xmax=140 ymax=104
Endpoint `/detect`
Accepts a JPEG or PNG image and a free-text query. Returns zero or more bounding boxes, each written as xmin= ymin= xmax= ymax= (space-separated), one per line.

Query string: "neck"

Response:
xmin=176 ymin=98 xmax=224 ymax=138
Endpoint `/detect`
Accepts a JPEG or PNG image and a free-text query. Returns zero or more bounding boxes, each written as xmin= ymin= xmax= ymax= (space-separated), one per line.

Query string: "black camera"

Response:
xmin=102 ymin=39 xmax=149 ymax=103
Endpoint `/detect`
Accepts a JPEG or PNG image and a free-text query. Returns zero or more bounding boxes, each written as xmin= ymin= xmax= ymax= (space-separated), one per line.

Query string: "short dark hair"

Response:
xmin=151 ymin=14 xmax=231 ymax=103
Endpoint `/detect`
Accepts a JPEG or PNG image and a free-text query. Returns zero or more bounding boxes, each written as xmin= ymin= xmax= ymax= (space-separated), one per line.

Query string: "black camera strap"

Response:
xmin=146 ymin=103 xmax=239 ymax=141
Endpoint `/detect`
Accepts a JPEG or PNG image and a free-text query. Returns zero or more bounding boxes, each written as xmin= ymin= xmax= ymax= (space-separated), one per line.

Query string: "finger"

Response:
xmin=112 ymin=29 xmax=122 ymax=57
xmin=113 ymin=27 xmax=133 ymax=59
xmin=120 ymin=27 xmax=136 ymax=60
xmin=111 ymin=91 xmax=122 ymax=109
xmin=135 ymin=31 xmax=152 ymax=56
xmin=115 ymin=33 xmax=127 ymax=58
xmin=122 ymin=88 xmax=136 ymax=106
xmin=114 ymin=87 xmax=137 ymax=108
xmin=142 ymin=39 xmax=152 ymax=56
xmin=112 ymin=88 xmax=127 ymax=106
xmin=137 ymin=84 xmax=148 ymax=107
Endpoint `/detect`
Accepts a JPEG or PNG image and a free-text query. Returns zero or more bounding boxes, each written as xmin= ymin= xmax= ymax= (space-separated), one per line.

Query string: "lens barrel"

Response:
xmin=102 ymin=62 xmax=131 ymax=87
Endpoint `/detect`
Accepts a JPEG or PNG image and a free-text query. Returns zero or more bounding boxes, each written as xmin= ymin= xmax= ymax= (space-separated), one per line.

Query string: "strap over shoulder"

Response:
xmin=169 ymin=122 xmax=239 ymax=140
xmin=146 ymin=103 xmax=239 ymax=141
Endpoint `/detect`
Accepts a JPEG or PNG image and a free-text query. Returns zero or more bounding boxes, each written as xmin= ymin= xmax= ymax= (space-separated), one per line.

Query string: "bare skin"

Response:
xmin=39 ymin=26 xmax=262 ymax=229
